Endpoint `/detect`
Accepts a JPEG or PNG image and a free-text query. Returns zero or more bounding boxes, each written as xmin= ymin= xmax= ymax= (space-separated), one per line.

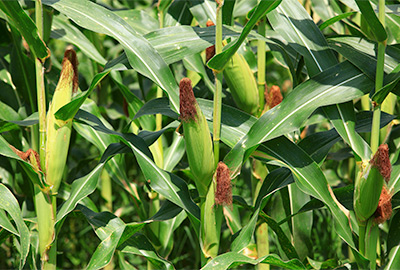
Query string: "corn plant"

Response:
xmin=1 ymin=0 xmax=400 ymax=269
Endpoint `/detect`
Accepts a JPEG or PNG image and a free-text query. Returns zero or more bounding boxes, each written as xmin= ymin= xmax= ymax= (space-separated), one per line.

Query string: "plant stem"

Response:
xmin=213 ymin=1 xmax=223 ymax=166
xmin=370 ymin=0 xmax=386 ymax=153
xmin=257 ymin=18 xmax=266 ymax=117
xmin=365 ymin=0 xmax=385 ymax=267
xmin=35 ymin=0 xmax=46 ymax=170
xmin=34 ymin=1 xmax=56 ymax=268
xmin=359 ymin=222 xmax=366 ymax=255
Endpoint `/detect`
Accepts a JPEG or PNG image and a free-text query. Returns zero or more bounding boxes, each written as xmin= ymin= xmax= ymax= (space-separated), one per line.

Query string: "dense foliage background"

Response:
xmin=1 ymin=0 xmax=400 ymax=269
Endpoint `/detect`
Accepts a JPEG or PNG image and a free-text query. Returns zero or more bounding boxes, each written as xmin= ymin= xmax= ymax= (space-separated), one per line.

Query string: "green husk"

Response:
xmin=223 ymin=51 xmax=259 ymax=115
xmin=180 ymin=78 xmax=214 ymax=197
xmin=45 ymin=48 xmax=78 ymax=194
xmin=354 ymin=161 xmax=384 ymax=223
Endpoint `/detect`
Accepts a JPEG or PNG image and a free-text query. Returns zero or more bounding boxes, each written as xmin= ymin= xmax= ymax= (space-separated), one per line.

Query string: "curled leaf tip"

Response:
xmin=179 ymin=78 xmax=197 ymax=122
xmin=62 ymin=48 xmax=79 ymax=93
xmin=374 ymin=186 xmax=392 ymax=224
xmin=265 ymin=85 xmax=283 ymax=109
xmin=215 ymin=162 xmax=232 ymax=206
xmin=371 ymin=144 xmax=391 ymax=182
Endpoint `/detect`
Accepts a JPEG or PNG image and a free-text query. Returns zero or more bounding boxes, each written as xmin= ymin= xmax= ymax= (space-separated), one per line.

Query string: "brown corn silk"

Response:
xmin=370 ymin=144 xmax=391 ymax=183
xmin=61 ymin=49 xmax=79 ymax=94
xmin=205 ymin=20 xmax=216 ymax=62
xmin=9 ymin=146 xmax=41 ymax=171
xmin=215 ymin=162 xmax=232 ymax=206
xmin=374 ymin=186 xmax=392 ymax=224
xmin=179 ymin=78 xmax=197 ymax=122
xmin=265 ymin=85 xmax=283 ymax=109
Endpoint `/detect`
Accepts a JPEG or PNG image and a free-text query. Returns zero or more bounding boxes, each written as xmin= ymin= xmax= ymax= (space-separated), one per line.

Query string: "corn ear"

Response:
xmin=354 ymin=162 xmax=383 ymax=222
xmin=354 ymin=144 xmax=390 ymax=223
xmin=45 ymin=48 xmax=78 ymax=194
xmin=223 ymin=50 xmax=259 ymax=115
xmin=180 ymin=78 xmax=214 ymax=197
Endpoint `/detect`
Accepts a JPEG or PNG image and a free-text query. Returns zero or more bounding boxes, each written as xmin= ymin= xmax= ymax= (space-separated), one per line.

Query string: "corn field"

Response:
xmin=1 ymin=0 xmax=400 ymax=269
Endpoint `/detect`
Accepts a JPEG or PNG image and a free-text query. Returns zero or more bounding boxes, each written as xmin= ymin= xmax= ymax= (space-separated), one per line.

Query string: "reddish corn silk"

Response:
xmin=179 ymin=78 xmax=198 ymax=122
xmin=205 ymin=20 xmax=216 ymax=62
xmin=215 ymin=162 xmax=232 ymax=206
xmin=374 ymin=186 xmax=392 ymax=224
xmin=265 ymin=85 xmax=283 ymax=109
xmin=370 ymin=144 xmax=391 ymax=183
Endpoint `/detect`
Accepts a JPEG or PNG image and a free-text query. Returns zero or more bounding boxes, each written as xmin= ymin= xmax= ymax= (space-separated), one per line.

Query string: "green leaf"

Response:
xmin=389 ymin=153 xmax=400 ymax=195
xmin=355 ymin=0 xmax=387 ymax=42
xmin=163 ymin=132 xmax=185 ymax=172
xmin=73 ymin=100 xmax=140 ymax=204
xmin=56 ymin=163 xmax=105 ymax=224
xmin=0 ymin=184 xmax=30 ymax=269
xmin=328 ymin=36 xmax=400 ymax=80
xmin=258 ymin=137 xmax=355 ymax=249
xmin=118 ymin=233 xmax=174 ymax=270
xmin=77 ymin=205 xmax=144 ymax=270
xmin=134 ymin=98 xmax=179 ymax=121
xmin=158 ymin=0 xmax=174 ymax=13
xmin=54 ymin=71 xmax=109 ymax=121
xmin=372 ymin=63 xmax=400 ymax=104
xmin=288 ymin=184 xmax=312 ymax=259
xmin=0 ymin=209 xmax=18 ymax=236
xmin=235 ymin=61 xmax=372 ymax=161
xmin=43 ymin=0 xmax=180 ymax=112
xmin=208 ymin=0 xmax=282 ymax=71
xmin=319 ymin=11 xmax=357 ymax=30
xmin=188 ymin=0 xmax=216 ymax=27
xmin=222 ymin=0 xmax=236 ymax=26
xmin=114 ymin=9 xmax=159 ymax=36
xmin=183 ymin=53 xmax=215 ymax=93
xmin=110 ymin=71 xmax=155 ymax=131
xmin=201 ymin=252 xmax=305 ymax=270
xmin=0 ymin=0 xmax=49 ymax=60
xmin=386 ymin=245 xmax=400 ymax=270
xmin=74 ymin=110 xmax=201 ymax=226
xmin=0 ymin=135 xmax=46 ymax=189
xmin=260 ymin=211 xmax=300 ymax=260
xmin=323 ymin=102 xmax=371 ymax=160
xmin=268 ymin=0 xmax=337 ymax=76
xmin=51 ymin=15 xmax=107 ymax=65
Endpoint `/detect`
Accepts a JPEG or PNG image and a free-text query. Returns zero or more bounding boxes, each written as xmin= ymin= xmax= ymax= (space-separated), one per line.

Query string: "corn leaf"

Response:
xmin=268 ymin=0 xmax=337 ymax=75
xmin=54 ymin=70 xmax=109 ymax=122
xmin=73 ymin=110 xmax=201 ymax=226
xmin=0 ymin=135 xmax=46 ymax=189
xmin=386 ymin=211 xmax=400 ymax=269
xmin=259 ymin=136 xmax=355 ymax=249
xmin=323 ymin=102 xmax=371 ymax=160
xmin=118 ymin=233 xmax=174 ymax=270
xmin=78 ymin=205 xmax=145 ymax=270
xmin=72 ymin=100 xmax=137 ymax=201
xmin=51 ymin=15 xmax=107 ymax=65
xmin=43 ymin=0 xmax=180 ymax=112
xmin=201 ymin=252 xmax=304 ymax=270
xmin=188 ymin=0 xmax=216 ymax=26
xmin=0 ymin=184 xmax=30 ymax=269
xmin=0 ymin=0 xmax=49 ymax=60
xmin=355 ymin=0 xmax=387 ymax=42
xmin=207 ymin=0 xmax=282 ymax=71
xmin=0 ymin=209 xmax=18 ymax=236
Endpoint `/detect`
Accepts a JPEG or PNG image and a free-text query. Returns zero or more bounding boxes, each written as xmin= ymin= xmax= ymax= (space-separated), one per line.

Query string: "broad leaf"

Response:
xmin=0 ymin=184 xmax=30 ymax=269
xmin=0 ymin=0 xmax=49 ymax=60
xmin=201 ymin=252 xmax=304 ymax=270
xmin=208 ymin=0 xmax=282 ymax=71
xmin=43 ymin=0 xmax=180 ymax=112
xmin=355 ymin=0 xmax=387 ymax=42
